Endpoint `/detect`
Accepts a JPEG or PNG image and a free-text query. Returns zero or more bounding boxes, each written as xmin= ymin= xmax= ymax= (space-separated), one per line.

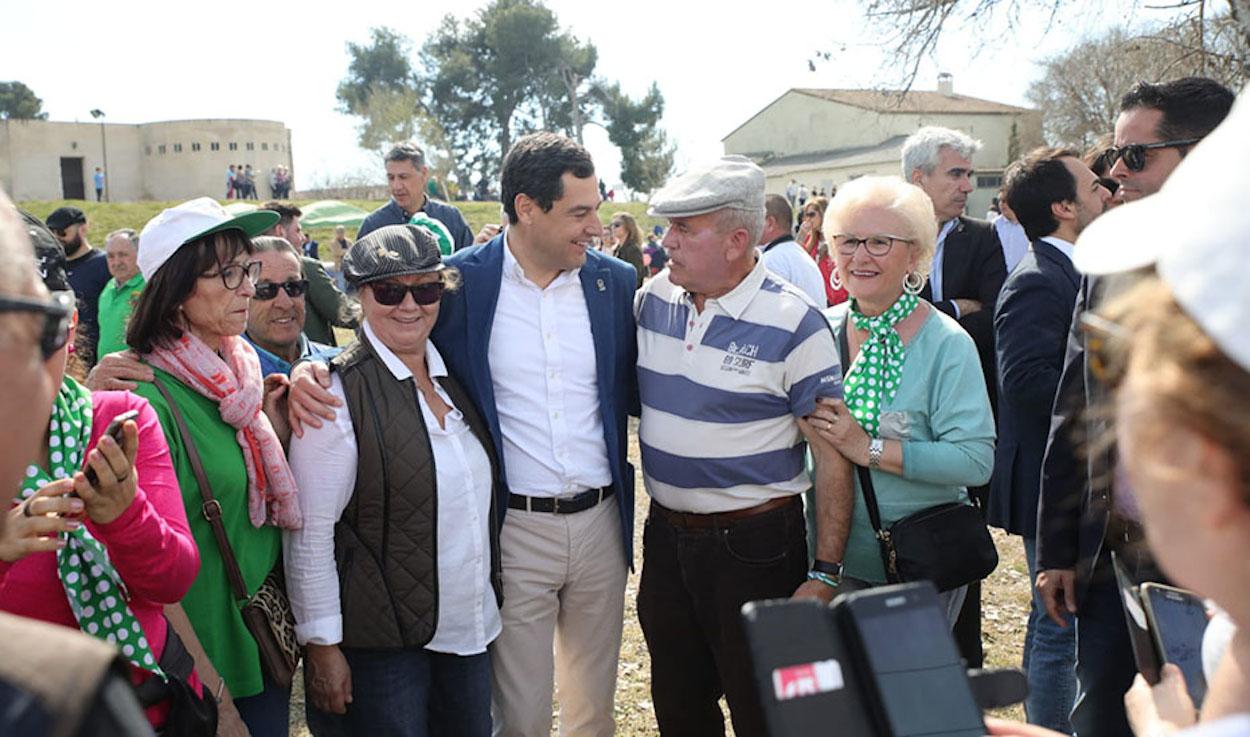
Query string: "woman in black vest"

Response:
xmin=285 ymin=223 xmax=502 ymax=737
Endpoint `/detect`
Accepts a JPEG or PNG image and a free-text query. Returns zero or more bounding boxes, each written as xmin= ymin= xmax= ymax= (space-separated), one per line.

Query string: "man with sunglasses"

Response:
xmin=1037 ymin=76 xmax=1234 ymax=737
xmin=243 ymin=236 xmax=330 ymax=377
xmin=260 ymin=201 xmax=358 ymax=347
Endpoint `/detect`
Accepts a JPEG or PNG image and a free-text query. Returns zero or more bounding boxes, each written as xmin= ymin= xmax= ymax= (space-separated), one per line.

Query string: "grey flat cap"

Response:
xmin=648 ymin=155 xmax=765 ymax=218
xmin=343 ymin=223 xmax=444 ymax=286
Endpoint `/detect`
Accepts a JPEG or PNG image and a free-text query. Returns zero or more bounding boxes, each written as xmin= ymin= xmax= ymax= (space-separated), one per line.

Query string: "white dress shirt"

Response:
xmin=284 ymin=321 xmax=501 ymax=655
xmin=487 ymin=232 xmax=612 ymax=497
xmin=994 ymin=216 xmax=1031 ymax=273
xmin=1038 ymin=235 xmax=1075 ymax=263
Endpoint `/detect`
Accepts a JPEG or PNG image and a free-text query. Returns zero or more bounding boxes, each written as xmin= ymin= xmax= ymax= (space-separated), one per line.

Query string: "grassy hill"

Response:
xmin=17 ymin=198 xmax=664 ymax=261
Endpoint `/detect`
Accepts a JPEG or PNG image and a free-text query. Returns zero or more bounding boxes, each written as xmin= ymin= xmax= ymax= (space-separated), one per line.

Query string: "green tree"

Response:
xmin=335 ymin=28 xmax=416 ymax=117
xmin=0 ymin=81 xmax=48 ymax=120
xmin=597 ymin=82 xmax=674 ymax=194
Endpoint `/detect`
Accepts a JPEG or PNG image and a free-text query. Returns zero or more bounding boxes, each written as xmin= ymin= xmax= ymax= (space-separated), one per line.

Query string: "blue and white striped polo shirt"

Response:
xmin=636 ymin=260 xmax=843 ymax=513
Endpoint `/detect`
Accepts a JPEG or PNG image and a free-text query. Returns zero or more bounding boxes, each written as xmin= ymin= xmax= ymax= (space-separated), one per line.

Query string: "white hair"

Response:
xmin=824 ymin=176 xmax=938 ymax=279
xmin=717 ymin=207 xmax=765 ymax=247
xmin=901 ymin=126 xmax=982 ymax=179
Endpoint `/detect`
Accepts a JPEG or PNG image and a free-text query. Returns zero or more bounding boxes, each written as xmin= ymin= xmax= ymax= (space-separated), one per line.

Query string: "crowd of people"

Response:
xmin=226 ymin=165 xmax=292 ymax=201
xmin=0 ymin=73 xmax=1245 ymax=737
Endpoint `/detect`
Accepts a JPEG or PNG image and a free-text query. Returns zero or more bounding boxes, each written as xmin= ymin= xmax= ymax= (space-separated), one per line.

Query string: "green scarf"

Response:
xmin=844 ymin=291 xmax=919 ymax=437
xmin=17 ymin=378 xmax=163 ymax=677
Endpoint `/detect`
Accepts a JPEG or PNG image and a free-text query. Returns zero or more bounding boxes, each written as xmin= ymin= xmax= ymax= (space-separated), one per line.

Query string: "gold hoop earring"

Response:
xmin=903 ymin=271 xmax=924 ymax=296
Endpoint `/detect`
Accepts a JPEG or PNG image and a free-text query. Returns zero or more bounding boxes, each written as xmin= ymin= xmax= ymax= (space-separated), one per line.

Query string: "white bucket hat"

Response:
xmin=1073 ymin=85 xmax=1250 ymax=371
xmin=137 ymin=197 xmax=279 ymax=280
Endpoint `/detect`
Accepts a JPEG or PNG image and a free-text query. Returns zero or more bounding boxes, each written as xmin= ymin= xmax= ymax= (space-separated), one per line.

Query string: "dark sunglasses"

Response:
xmin=0 ymin=291 xmax=73 ymax=359
xmin=1080 ymin=311 xmax=1129 ymax=386
xmin=253 ymin=279 xmax=310 ymax=301
xmin=203 ymin=260 xmax=263 ymax=290
xmin=369 ymin=280 xmax=445 ymax=306
xmin=1098 ymin=138 xmax=1200 ymax=173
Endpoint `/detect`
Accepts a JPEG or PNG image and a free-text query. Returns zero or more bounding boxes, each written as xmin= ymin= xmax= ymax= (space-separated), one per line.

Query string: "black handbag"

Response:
xmin=134 ymin=622 xmax=217 ymax=737
xmin=836 ymin=320 xmax=998 ymax=592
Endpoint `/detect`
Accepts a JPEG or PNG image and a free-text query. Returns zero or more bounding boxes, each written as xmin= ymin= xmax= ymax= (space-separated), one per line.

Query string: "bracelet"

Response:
xmin=867 ymin=438 xmax=884 ymax=469
xmin=214 ymin=679 xmax=226 ymax=703
xmin=807 ymin=570 xmax=841 ymax=589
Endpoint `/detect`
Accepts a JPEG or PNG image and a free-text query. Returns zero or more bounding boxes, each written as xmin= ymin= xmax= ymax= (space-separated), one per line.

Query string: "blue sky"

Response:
xmin=3 ymin=0 xmax=1193 ymax=192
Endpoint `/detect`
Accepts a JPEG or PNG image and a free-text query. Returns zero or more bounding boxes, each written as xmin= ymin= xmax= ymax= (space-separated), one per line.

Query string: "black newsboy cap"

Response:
xmin=45 ymin=206 xmax=86 ymax=232
xmin=343 ymin=223 xmax=445 ymax=287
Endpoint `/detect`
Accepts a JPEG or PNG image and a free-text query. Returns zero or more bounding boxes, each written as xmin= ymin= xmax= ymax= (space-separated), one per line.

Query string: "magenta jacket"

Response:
xmin=0 ymin=390 xmax=201 ymax=726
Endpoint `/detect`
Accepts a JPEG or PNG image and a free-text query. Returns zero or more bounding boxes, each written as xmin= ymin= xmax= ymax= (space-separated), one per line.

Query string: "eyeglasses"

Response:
xmin=1098 ymin=138 xmax=1200 ymax=173
xmin=369 ymin=280 xmax=445 ymax=306
xmin=832 ymin=234 xmax=913 ymax=257
xmin=0 ymin=291 xmax=73 ymax=360
xmin=203 ymin=260 xmax=263 ymax=290
xmin=1080 ymin=311 xmax=1129 ymax=386
xmin=253 ymin=279 xmax=310 ymax=301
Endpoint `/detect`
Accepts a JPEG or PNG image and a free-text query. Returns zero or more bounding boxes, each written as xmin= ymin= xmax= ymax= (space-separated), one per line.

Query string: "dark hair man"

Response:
xmin=287 ymin=132 xmax=639 ymax=737
xmin=990 ymin=148 xmax=1110 ymax=732
xmin=260 ymin=201 xmax=357 ymax=347
xmin=758 ymin=194 xmax=826 ymax=307
xmin=356 ymin=142 xmax=475 ymax=249
xmin=1038 ymin=76 xmax=1235 ymax=737
xmin=45 ymin=206 xmax=109 ymax=368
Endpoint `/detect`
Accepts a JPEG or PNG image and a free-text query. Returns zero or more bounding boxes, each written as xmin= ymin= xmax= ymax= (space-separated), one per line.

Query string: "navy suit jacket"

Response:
xmin=430 ymin=234 xmax=640 ymax=565
xmin=987 ymin=240 xmax=1080 ymax=537
xmin=921 ymin=216 xmax=1008 ymax=414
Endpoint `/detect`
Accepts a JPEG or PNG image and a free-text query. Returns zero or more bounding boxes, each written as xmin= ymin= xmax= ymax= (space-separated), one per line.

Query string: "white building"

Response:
xmin=723 ymin=75 xmax=1043 ymax=217
xmin=0 ymin=118 xmax=293 ymax=202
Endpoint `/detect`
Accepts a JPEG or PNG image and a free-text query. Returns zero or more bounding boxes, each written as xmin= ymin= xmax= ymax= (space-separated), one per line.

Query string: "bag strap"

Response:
xmin=835 ymin=319 xmax=887 ymax=537
xmin=152 ymin=376 xmax=252 ymax=604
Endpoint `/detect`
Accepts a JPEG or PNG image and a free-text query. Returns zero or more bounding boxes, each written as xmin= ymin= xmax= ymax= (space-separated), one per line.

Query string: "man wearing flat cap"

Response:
xmin=635 ymin=155 xmax=854 ymax=736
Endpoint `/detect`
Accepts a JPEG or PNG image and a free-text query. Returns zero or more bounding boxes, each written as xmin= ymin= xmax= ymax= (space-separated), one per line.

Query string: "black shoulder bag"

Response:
xmin=836 ymin=320 xmax=998 ymax=592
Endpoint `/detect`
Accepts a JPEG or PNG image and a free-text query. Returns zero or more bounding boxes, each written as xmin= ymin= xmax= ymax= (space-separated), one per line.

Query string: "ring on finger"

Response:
xmin=21 ymin=501 xmax=34 ymax=518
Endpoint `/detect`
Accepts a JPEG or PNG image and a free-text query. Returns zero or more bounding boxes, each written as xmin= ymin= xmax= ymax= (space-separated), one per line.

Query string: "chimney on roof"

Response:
xmin=938 ymin=72 xmax=954 ymax=96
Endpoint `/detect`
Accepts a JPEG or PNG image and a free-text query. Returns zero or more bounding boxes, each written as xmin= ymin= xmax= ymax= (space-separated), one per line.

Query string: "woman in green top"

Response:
xmin=805 ymin=176 xmax=995 ymax=622
xmin=125 ymin=198 xmax=304 ymax=737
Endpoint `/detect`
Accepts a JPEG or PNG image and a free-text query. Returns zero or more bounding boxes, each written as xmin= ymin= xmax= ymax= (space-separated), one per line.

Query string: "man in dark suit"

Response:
xmin=903 ymin=126 xmax=1008 ymax=667
xmin=1037 ymin=77 xmax=1235 ymax=737
xmin=990 ymin=148 xmax=1110 ymax=731
xmin=431 ymin=133 xmax=638 ymax=737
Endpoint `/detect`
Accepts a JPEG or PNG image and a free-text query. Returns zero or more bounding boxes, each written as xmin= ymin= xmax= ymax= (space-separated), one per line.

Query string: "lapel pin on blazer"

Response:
xmin=596 ymin=277 xmax=606 ymax=292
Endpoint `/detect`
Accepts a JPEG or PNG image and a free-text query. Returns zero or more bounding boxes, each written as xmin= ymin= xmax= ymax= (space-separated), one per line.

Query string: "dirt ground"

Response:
xmin=290 ymin=418 xmax=1032 ymax=736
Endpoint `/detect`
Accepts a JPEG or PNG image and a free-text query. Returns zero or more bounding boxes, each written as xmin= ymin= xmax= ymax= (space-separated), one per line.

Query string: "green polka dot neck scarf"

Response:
xmin=17 ymin=378 xmax=164 ymax=677
xmin=844 ymin=292 xmax=919 ymax=437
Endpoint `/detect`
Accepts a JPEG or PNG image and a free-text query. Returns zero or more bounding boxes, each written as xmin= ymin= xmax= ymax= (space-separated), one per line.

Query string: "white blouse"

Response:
xmin=284 ymin=321 xmax=501 ymax=655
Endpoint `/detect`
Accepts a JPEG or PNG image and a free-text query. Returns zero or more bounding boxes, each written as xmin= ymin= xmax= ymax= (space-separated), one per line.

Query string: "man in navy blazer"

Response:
xmin=432 ymin=133 xmax=638 ymax=737
xmin=990 ymin=147 xmax=1109 ymax=731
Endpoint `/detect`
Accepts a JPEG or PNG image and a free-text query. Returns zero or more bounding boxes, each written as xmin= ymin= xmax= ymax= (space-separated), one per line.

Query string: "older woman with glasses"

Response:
xmin=285 ymin=224 xmax=503 ymax=737
xmin=608 ymin=212 xmax=646 ymax=288
xmin=125 ymin=198 xmax=303 ymax=737
xmin=804 ymin=176 xmax=995 ymax=621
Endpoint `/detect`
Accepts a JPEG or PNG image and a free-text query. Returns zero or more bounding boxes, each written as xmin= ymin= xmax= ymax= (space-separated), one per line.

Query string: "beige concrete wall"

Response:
xmin=725 ymin=92 xmax=903 ymax=158
xmin=1 ymin=118 xmax=291 ymax=202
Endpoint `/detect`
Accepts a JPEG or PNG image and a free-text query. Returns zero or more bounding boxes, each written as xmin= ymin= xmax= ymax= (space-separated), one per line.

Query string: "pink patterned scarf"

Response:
xmin=147 ymin=332 xmax=302 ymax=530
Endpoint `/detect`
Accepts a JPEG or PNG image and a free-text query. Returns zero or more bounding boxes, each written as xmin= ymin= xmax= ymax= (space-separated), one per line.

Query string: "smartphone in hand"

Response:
xmin=82 ymin=410 xmax=139 ymax=487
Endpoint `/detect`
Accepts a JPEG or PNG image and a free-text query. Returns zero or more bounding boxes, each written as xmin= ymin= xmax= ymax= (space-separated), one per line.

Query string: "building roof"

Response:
xmin=723 ymin=87 xmax=1032 ymax=142
xmin=757 ymin=135 xmax=908 ymax=176
xmin=792 ymin=88 xmax=1031 ymax=115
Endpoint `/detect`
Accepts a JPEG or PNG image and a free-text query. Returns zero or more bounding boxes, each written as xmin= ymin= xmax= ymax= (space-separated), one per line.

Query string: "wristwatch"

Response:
xmin=807 ymin=559 xmax=844 ymax=589
xmin=867 ymin=438 xmax=885 ymax=469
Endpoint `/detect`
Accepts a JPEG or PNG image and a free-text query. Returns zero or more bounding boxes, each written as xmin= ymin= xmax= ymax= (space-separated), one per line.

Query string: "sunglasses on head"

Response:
xmin=369 ymin=280 xmax=445 ymax=306
xmin=1098 ymin=138 xmax=1200 ymax=173
xmin=253 ymin=279 xmax=310 ymax=301
xmin=0 ymin=291 xmax=73 ymax=360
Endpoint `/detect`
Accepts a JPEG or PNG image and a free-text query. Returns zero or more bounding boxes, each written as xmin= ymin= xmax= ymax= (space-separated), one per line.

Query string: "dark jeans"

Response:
xmin=1023 ymin=537 xmax=1076 ymax=732
xmin=306 ymin=648 xmax=491 ymax=737
xmin=1071 ymin=554 xmax=1137 ymax=737
xmin=233 ymin=674 xmax=291 ymax=737
xmin=637 ymin=498 xmax=808 ymax=737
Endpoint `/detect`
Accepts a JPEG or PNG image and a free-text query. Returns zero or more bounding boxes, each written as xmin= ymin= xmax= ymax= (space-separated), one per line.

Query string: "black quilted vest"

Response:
xmin=330 ymin=333 xmax=502 ymax=649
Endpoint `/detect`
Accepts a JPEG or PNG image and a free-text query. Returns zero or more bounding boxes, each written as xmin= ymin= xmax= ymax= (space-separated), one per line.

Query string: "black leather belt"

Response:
xmin=508 ymin=486 xmax=615 ymax=514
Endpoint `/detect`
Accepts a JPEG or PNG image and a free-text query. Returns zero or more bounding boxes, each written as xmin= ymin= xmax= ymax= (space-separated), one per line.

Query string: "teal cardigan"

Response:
xmin=819 ymin=304 xmax=996 ymax=583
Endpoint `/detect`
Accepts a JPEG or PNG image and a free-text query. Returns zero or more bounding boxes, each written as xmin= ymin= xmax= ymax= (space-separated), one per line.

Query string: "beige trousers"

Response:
xmin=490 ymin=497 xmax=627 ymax=737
